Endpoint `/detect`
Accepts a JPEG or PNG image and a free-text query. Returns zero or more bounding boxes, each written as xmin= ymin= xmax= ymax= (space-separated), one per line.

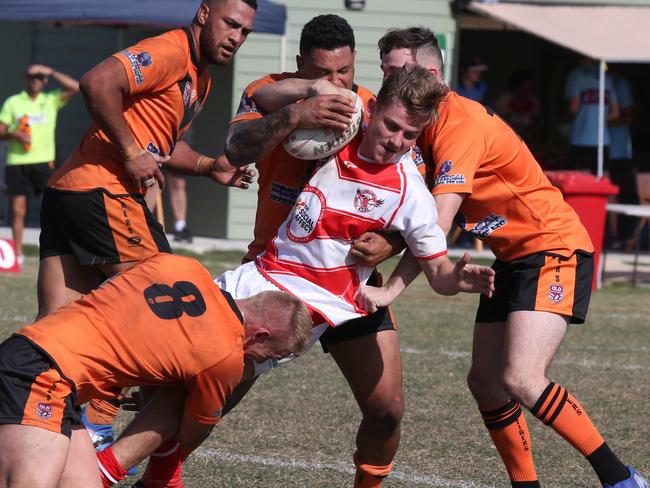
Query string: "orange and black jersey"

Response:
xmin=229 ymin=72 xmax=376 ymax=262
xmin=418 ymin=91 xmax=593 ymax=261
xmin=49 ymin=28 xmax=211 ymax=195
xmin=18 ymin=254 xmax=244 ymax=425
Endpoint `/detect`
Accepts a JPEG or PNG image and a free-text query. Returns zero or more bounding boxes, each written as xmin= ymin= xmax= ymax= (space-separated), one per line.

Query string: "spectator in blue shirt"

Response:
xmin=607 ymin=71 xmax=635 ymax=246
xmin=457 ymin=58 xmax=488 ymax=104
xmin=565 ymin=57 xmax=620 ymax=174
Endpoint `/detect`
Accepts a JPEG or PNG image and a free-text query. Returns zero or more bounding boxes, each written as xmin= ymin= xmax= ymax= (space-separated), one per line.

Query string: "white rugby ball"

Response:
xmin=283 ymin=92 xmax=364 ymax=160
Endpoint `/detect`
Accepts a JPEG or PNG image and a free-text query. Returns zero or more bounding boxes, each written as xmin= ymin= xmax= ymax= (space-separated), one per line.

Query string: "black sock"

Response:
xmin=512 ymin=481 xmax=542 ymax=488
xmin=586 ymin=442 xmax=630 ymax=486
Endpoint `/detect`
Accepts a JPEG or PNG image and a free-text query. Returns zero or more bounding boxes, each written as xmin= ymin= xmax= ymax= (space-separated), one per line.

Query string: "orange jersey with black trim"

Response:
xmin=18 ymin=254 xmax=244 ymax=425
xmin=229 ymin=72 xmax=375 ymax=261
xmin=49 ymin=28 xmax=211 ymax=195
xmin=418 ymin=91 xmax=593 ymax=260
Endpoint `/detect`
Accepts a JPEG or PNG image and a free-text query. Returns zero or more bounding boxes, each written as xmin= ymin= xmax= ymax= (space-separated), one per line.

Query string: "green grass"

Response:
xmin=1 ymin=255 xmax=648 ymax=487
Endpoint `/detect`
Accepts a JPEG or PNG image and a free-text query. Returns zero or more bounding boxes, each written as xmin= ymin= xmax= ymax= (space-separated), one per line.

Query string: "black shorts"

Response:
xmin=4 ymin=162 xmax=52 ymax=197
xmin=475 ymin=251 xmax=594 ymax=325
xmin=319 ymin=272 xmax=396 ymax=351
xmin=0 ymin=335 xmax=80 ymax=437
xmin=39 ymin=187 xmax=171 ymax=265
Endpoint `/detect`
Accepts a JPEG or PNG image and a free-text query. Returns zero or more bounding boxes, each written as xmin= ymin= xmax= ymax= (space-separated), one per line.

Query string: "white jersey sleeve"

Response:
xmin=387 ymin=163 xmax=448 ymax=259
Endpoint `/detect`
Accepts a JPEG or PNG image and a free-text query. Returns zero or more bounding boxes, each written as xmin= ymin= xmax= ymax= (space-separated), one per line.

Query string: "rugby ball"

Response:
xmin=283 ymin=92 xmax=364 ymax=160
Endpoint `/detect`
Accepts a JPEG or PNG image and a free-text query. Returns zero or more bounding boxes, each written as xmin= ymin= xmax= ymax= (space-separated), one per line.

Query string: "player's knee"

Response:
xmin=361 ymin=396 xmax=404 ymax=430
xmin=467 ymin=366 xmax=498 ymax=395
xmin=502 ymin=368 xmax=535 ymax=401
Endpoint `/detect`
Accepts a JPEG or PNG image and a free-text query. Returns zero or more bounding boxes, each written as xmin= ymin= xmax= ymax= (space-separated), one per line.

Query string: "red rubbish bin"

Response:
xmin=544 ymin=171 xmax=619 ymax=290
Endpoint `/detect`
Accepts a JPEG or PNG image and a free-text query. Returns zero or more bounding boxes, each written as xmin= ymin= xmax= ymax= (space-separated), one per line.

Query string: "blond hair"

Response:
xmin=376 ymin=64 xmax=448 ymax=125
xmin=256 ymin=291 xmax=312 ymax=355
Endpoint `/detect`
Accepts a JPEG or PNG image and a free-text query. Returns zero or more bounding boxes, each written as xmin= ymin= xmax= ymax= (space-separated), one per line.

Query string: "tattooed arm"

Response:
xmin=225 ymin=94 xmax=356 ymax=165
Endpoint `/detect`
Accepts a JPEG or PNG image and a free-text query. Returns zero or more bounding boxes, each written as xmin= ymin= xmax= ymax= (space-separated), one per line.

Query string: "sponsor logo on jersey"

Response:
xmin=435 ymin=160 xmax=465 ymax=186
xmin=270 ymin=182 xmax=300 ymax=206
xmin=183 ymin=82 xmax=192 ymax=105
xmin=548 ymin=284 xmax=564 ymax=304
xmin=127 ymin=236 xmax=142 ymax=246
xmin=469 ymin=213 xmax=507 ymax=239
xmin=135 ymin=51 xmax=152 ymax=67
xmin=120 ymin=49 xmax=144 ymax=85
xmin=286 ymin=186 xmax=325 ymax=243
xmin=146 ymin=142 xmax=160 ymax=154
xmin=353 ymin=188 xmax=384 ymax=213
xmin=342 ymin=159 xmax=358 ymax=170
xmin=411 ymin=145 xmax=424 ymax=167
xmin=236 ymin=95 xmax=258 ymax=116
xmin=36 ymin=402 xmax=52 ymax=419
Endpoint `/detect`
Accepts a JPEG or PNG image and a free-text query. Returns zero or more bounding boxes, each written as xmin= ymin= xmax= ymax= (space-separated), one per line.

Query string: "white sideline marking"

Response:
xmin=195 ymin=449 xmax=494 ymax=488
xmin=399 ymin=348 xmax=649 ymax=371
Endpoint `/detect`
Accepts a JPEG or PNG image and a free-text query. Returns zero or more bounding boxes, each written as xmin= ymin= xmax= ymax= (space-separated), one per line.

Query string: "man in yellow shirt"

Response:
xmin=0 ymin=64 xmax=79 ymax=264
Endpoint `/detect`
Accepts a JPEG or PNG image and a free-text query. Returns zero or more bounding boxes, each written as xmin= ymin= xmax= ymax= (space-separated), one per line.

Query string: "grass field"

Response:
xmin=1 ymin=250 xmax=648 ymax=487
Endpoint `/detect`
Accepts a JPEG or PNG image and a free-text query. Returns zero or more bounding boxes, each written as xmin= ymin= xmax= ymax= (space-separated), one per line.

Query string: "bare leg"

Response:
xmin=57 ymin=426 xmax=102 ymax=488
xmin=9 ymin=195 xmax=26 ymax=258
xmin=36 ymin=255 xmax=105 ymax=319
xmin=111 ymin=386 xmax=186 ymax=470
xmin=467 ymin=321 xmax=508 ymax=409
xmin=501 ymin=311 xmax=567 ymax=408
xmin=167 ymin=174 xmax=187 ymax=228
xmin=327 ymin=329 xmax=404 ymax=483
xmin=0 ymin=424 xmax=70 ymax=488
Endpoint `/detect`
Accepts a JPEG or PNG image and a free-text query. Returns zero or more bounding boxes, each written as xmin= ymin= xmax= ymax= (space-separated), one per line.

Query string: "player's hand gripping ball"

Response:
xmin=283 ymin=92 xmax=364 ymax=160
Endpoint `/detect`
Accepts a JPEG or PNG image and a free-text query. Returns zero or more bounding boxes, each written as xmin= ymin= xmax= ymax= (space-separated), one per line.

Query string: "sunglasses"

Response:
xmin=27 ymin=74 xmax=47 ymax=81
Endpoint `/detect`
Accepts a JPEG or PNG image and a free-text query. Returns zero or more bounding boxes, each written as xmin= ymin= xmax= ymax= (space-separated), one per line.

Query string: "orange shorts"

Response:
xmin=0 ymin=335 xmax=80 ymax=437
xmin=476 ymin=251 xmax=594 ymax=324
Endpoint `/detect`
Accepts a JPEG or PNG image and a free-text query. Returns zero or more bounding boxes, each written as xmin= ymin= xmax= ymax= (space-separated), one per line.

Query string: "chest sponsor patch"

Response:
xmin=353 ymin=188 xmax=384 ymax=213
xmin=435 ymin=160 xmax=465 ymax=186
xmin=469 ymin=213 xmax=507 ymax=240
xmin=146 ymin=142 xmax=161 ymax=155
xmin=286 ymin=185 xmax=325 ymax=244
xmin=548 ymin=284 xmax=564 ymax=304
xmin=271 ymin=182 xmax=300 ymax=207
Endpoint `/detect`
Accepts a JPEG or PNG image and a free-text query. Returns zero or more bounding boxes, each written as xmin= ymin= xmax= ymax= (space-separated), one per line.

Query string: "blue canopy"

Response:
xmin=0 ymin=0 xmax=286 ymax=35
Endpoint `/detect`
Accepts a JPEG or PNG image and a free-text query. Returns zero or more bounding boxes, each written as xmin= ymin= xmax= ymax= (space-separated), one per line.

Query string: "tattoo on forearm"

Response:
xmin=226 ymin=107 xmax=293 ymax=164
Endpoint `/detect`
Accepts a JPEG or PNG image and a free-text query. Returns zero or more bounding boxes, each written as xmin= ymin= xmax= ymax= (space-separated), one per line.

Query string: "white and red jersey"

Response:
xmin=256 ymin=133 xmax=447 ymax=326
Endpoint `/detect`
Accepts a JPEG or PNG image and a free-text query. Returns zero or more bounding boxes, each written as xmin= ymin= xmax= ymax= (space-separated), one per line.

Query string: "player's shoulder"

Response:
xmin=353 ymin=83 xmax=376 ymax=103
xmin=2 ymin=92 xmax=24 ymax=106
xmin=245 ymin=72 xmax=297 ymax=91
xmin=127 ymin=29 xmax=187 ymax=59
xmin=431 ymin=92 xmax=487 ymax=136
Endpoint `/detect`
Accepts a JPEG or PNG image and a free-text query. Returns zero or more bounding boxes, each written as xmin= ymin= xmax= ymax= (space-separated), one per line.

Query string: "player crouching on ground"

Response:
xmin=0 ymin=253 xmax=311 ymax=488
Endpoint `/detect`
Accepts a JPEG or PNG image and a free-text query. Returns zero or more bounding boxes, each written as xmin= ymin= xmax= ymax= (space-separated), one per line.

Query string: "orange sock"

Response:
xmin=353 ymin=451 xmax=393 ymax=488
xmin=86 ymin=398 xmax=121 ymax=425
xmin=530 ymin=382 xmax=603 ymax=457
xmin=481 ymin=399 xmax=539 ymax=485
